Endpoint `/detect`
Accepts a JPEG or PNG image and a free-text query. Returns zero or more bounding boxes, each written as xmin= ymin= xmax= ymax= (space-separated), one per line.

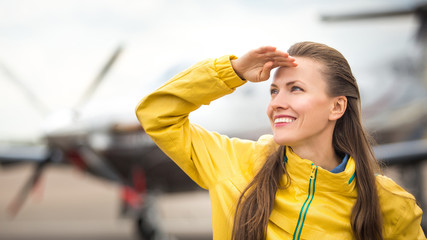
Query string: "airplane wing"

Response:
xmin=320 ymin=4 xmax=415 ymax=22
xmin=0 ymin=144 xmax=49 ymax=165
xmin=374 ymin=139 xmax=427 ymax=165
xmin=320 ymin=2 xmax=427 ymax=41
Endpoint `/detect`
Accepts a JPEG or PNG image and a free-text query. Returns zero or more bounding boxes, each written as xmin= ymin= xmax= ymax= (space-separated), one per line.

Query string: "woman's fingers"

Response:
xmin=232 ymin=46 xmax=298 ymax=82
xmin=259 ymin=61 xmax=274 ymax=81
xmin=263 ymin=50 xmax=288 ymax=58
xmin=273 ymin=58 xmax=298 ymax=68
xmin=262 ymin=50 xmax=296 ymax=67
xmin=255 ymin=46 xmax=277 ymax=53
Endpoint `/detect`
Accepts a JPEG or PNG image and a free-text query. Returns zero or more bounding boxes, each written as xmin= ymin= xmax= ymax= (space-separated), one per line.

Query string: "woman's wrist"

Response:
xmin=230 ymin=59 xmax=245 ymax=80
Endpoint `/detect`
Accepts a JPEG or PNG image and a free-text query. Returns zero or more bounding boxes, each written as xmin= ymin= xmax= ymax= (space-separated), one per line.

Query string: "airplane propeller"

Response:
xmin=1 ymin=44 xmax=124 ymax=216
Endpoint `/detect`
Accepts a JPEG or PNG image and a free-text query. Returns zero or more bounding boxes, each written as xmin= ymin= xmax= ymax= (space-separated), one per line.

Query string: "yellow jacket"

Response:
xmin=136 ymin=55 xmax=425 ymax=239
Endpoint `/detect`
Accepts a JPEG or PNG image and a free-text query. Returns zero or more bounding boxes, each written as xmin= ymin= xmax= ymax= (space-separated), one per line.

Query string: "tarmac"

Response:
xmin=0 ymin=164 xmax=212 ymax=240
xmin=1 ymin=162 xmax=426 ymax=240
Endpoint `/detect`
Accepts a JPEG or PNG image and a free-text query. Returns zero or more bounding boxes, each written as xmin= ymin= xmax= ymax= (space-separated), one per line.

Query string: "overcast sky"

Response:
xmin=0 ymin=0 xmax=418 ymax=142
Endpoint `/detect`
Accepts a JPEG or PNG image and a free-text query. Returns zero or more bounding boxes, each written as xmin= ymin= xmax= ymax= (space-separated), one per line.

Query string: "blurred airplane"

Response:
xmin=1 ymin=1 xmax=427 ymax=239
xmin=0 ymin=44 xmax=204 ymax=239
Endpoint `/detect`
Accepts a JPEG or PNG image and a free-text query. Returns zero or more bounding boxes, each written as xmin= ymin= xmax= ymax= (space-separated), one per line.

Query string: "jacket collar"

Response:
xmin=284 ymin=146 xmax=357 ymax=195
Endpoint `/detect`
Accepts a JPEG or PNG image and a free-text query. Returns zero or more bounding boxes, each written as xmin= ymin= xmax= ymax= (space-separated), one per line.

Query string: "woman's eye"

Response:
xmin=270 ymin=88 xmax=279 ymax=95
xmin=291 ymin=86 xmax=304 ymax=92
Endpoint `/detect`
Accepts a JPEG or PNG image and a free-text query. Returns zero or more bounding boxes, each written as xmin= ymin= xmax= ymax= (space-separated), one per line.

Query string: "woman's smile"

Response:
xmin=273 ymin=115 xmax=296 ymax=127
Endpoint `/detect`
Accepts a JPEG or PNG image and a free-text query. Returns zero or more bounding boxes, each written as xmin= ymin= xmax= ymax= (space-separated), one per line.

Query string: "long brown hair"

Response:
xmin=232 ymin=42 xmax=383 ymax=240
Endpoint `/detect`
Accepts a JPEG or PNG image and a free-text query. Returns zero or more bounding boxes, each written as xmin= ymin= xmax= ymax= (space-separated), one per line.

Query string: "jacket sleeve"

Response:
xmin=135 ymin=55 xmax=259 ymax=189
xmin=389 ymin=198 xmax=425 ymax=239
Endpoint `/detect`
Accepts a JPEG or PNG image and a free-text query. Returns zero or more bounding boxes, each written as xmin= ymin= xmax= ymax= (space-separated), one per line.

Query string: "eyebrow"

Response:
xmin=270 ymin=80 xmax=300 ymax=88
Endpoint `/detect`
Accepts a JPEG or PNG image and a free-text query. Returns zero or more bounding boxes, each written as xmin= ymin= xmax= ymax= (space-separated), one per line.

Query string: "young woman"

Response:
xmin=136 ymin=42 xmax=425 ymax=239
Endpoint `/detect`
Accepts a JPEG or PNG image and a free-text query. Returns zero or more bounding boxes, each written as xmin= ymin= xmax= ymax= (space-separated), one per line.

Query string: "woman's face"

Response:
xmin=267 ymin=57 xmax=337 ymax=147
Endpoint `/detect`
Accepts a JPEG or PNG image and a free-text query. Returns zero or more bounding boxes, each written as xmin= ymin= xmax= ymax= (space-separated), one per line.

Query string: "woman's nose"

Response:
xmin=270 ymin=93 xmax=290 ymax=110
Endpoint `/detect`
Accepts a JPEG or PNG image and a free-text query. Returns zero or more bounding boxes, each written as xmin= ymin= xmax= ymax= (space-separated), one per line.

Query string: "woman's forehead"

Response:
xmin=272 ymin=58 xmax=327 ymax=88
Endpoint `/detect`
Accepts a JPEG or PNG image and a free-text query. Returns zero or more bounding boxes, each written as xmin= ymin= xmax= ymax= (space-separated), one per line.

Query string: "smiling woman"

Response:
xmin=135 ymin=42 xmax=425 ymax=240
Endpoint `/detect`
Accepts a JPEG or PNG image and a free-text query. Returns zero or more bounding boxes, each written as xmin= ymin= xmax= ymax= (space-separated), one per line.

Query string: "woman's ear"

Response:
xmin=329 ymin=96 xmax=347 ymax=121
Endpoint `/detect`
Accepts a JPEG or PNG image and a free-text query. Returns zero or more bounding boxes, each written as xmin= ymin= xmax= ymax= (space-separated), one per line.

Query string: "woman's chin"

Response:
xmin=273 ymin=136 xmax=296 ymax=146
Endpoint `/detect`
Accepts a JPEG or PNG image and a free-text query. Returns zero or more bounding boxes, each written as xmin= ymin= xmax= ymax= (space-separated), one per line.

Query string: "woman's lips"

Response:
xmin=273 ymin=115 xmax=296 ymax=126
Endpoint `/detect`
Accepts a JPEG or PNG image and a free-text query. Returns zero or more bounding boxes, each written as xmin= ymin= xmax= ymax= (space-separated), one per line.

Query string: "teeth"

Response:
xmin=274 ymin=117 xmax=295 ymax=123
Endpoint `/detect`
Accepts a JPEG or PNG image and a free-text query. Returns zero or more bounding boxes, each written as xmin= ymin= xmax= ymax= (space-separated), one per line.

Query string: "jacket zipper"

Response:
xmin=292 ymin=164 xmax=318 ymax=240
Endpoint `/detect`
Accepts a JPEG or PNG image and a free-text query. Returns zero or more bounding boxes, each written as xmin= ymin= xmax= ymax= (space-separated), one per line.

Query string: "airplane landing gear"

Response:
xmin=134 ymin=196 xmax=169 ymax=240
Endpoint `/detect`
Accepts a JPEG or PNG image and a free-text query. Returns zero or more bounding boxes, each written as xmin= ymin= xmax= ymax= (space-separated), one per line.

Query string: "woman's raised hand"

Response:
xmin=231 ymin=46 xmax=297 ymax=83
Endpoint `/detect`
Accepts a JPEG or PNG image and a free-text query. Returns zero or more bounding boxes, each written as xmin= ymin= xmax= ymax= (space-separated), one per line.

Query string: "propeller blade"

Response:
xmin=0 ymin=61 xmax=49 ymax=115
xmin=7 ymin=160 xmax=48 ymax=217
xmin=74 ymin=44 xmax=124 ymax=110
xmin=6 ymin=148 xmax=62 ymax=217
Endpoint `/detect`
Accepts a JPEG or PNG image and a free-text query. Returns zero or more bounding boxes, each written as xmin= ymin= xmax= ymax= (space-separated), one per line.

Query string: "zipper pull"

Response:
xmin=310 ymin=164 xmax=317 ymax=179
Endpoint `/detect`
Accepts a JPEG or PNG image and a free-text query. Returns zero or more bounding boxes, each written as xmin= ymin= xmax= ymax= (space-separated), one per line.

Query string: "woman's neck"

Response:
xmin=291 ymin=142 xmax=341 ymax=171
